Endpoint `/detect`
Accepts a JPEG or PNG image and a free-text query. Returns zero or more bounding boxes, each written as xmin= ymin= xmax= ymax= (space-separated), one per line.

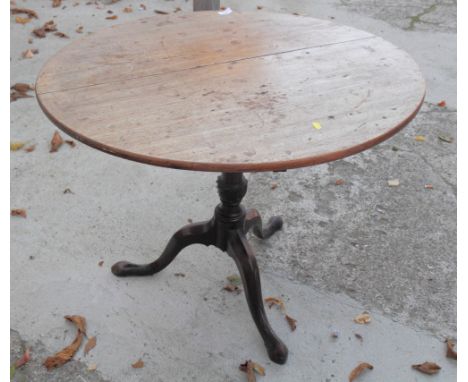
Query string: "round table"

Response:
xmin=36 ymin=11 xmax=425 ymax=365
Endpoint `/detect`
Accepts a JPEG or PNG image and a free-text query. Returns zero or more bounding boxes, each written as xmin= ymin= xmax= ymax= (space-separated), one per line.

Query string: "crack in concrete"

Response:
xmin=405 ymin=3 xmax=439 ymax=31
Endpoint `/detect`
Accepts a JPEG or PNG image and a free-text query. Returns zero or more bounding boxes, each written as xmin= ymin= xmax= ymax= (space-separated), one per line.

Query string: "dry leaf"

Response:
xmin=227 ymin=274 xmax=241 ymax=285
xmin=139 ymin=4 xmax=147 ymax=11
xmin=43 ymin=315 xmax=87 ymax=370
xmin=22 ymin=49 xmax=35 ymax=59
xmin=264 ymin=296 xmax=285 ymax=312
xmin=50 ymin=131 xmax=64 ymax=152
xmin=11 ymin=83 xmax=34 ymax=92
xmin=11 ymin=142 xmax=25 ymax=151
xmin=11 ymin=209 xmax=27 ymax=218
xmin=446 ymin=339 xmax=457 ymax=360
xmin=154 ymin=10 xmax=169 ymax=15
xmin=285 ymin=314 xmax=297 ymax=331
xmin=387 ymin=179 xmax=400 ymax=187
xmin=335 ymin=179 xmax=345 ymax=185
xmin=174 ymin=6 xmax=182 ymax=12
xmin=98 ymin=260 xmax=104 ymax=266
xmin=349 ymin=362 xmax=373 ymax=382
xmin=54 ymin=31 xmax=69 ymax=38
xmin=33 ymin=20 xmax=57 ymax=38
xmin=106 ymin=15 xmax=118 ymax=20
xmin=25 ymin=144 xmax=36 ymax=152
xmin=412 ymin=362 xmax=441 ymax=375
xmin=271 ymin=182 xmax=278 ymax=190
xmin=65 ymin=140 xmax=76 ymax=147
xmin=239 ymin=361 xmax=257 ymax=382
xmin=437 ymin=100 xmax=446 ymax=107
xmin=11 ymin=7 xmax=38 ymax=19
xmin=123 ymin=6 xmax=133 ymax=13
xmin=76 ymin=25 xmax=84 ymax=33
xmin=132 ymin=359 xmax=144 ymax=368
xmin=88 ymin=363 xmax=97 ymax=371
xmin=52 ymin=0 xmax=62 ymax=7
xmin=353 ymin=312 xmax=371 ymax=324
xmin=223 ymin=284 xmax=240 ymax=293
xmin=415 ymin=135 xmax=426 ymax=142
xmin=438 ymin=134 xmax=453 ymax=143
xmin=312 ymin=121 xmax=322 ymax=130
xmin=14 ymin=348 xmax=31 ymax=368
xmin=11 ymin=90 xmax=32 ymax=102
xmin=257 ymin=6 xmax=263 ymax=10
xmin=354 ymin=333 xmax=363 ymax=342
xmin=63 ymin=188 xmax=74 ymax=194
xmin=251 ymin=362 xmax=265 ymax=376
xmin=174 ymin=272 xmax=185 ymax=277
xmin=84 ymin=336 xmax=96 ymax=356
xmin=11 ymin=83 xmax=34 ymax=102
xmin=15 ymin=16 xmax=32 ymax=24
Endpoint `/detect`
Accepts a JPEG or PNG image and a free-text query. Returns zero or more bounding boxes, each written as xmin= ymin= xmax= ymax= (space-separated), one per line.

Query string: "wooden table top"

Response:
xmin=36 ymin=11 xmax=425 ymax=172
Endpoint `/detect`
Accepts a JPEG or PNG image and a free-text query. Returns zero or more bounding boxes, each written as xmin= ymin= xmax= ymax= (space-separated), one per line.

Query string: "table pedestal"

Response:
xmin=111 ymin=173 xmax=288 ymax=364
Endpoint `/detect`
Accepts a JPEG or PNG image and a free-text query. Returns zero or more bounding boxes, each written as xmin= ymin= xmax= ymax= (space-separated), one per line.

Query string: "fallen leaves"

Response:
xmin=50 ymin=131 xmax=64 ymax=152
xmin=437 ymin=100 xmax=446 ymax=107
xmin=438 ymin=134 xmax=453 ymax=143
xmin=11 ymin=7 xmax=38 ymax=19
xmin=239 ymin=360 xmax=265 ymax=381
xmin=446 ymin=339 xmax=457 ymax=360
xmin=349 ymin=362 xmax=373 ymax=382
xmin=335 ymin=178 xmax=345 ymax=185
xmin=106 ymin=15 xmax=118 ymax=20
xmin=84 ymin=336 xmax=97 ymax=356
xmin=10 ymin=142 xmax=25 ymax=151
xmin=154 ymin=10 xmax=169 ymax=15
xmin=43 ymin=315 xmax=86 ymax=370
xmin=270 ymin=182 xmax=278 ymax=190
xmin=52 ymin=0 xmax=62 ymax=7
xmin=415 ymin=135 xmax=426 ymax=142
xmin=98 ymin=260 xmax=104 ymax=266
xmin=132 ymin=359 xmax=144 ymax=368
xmin=11 ymin=209 xmax=27 ymax=218
xmin=285 ymin=314 xmax=297 ymax=331
xmin=54 ymin=31 xmax=69 ymax=38
xmin=123 ymin=6 xmax=133 ymax=13
xmin=76 ymin=25 xmax=84 ymax=33
xmin=224 ymin=274 xmax=241 ymax=293
xmin=264 ymin=296 xmax=285 ymax=312
xmin=11 ymin=83 xmax=34 ymax=102
xmin=88 ymin=363 xmax=97 ymax=371
xmin=353 ymin=312 xmax=371 ymax=324
xmin=15 ymin=16 xmax=32 ymax=24
xmin=312 ymin=121 xmax=322 ymax=130
xmin=387 ymin=179 xmax=400 ymax=187
xmin=33 ymin=20 xmax=57 ymax=38
xmin=412 ymin=361 xmax=441 ymax=375
xmin=223 ymin=284 xmax=240 ymax=293
xmin=14 ymin=348 xmax=31 ymax=368
xmin=22 ymin=48 xmax=39 ymax=58
xmin=265 ymin=297 xmax=298 ymax=332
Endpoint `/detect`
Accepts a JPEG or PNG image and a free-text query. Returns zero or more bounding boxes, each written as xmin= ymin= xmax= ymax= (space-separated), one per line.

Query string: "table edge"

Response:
xmin=36 ymin=89 xmax=425 ymax=173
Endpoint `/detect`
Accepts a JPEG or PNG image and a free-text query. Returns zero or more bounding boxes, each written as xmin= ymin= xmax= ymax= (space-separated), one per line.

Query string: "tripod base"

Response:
xmin=112 ymin=173 xmax=288 ymax=364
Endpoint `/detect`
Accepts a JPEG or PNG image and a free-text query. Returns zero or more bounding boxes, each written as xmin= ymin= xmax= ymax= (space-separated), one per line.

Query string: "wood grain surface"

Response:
xmin=36 ymin=11 xmax=425 ymax=172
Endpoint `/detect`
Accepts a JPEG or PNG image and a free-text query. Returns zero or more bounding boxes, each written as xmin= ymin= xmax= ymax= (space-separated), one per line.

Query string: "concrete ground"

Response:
xmin=11 ymin=0 xmax=456 ymax=381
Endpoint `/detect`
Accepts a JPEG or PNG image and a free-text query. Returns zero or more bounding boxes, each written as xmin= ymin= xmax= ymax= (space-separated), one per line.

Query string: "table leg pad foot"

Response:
xmin=111 ymin=261 xmax=156 ymax=277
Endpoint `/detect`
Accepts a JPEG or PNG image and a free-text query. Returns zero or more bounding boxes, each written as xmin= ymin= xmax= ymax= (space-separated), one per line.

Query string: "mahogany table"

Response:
xmin=36 ymin=11 xmax=425 ymax=364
